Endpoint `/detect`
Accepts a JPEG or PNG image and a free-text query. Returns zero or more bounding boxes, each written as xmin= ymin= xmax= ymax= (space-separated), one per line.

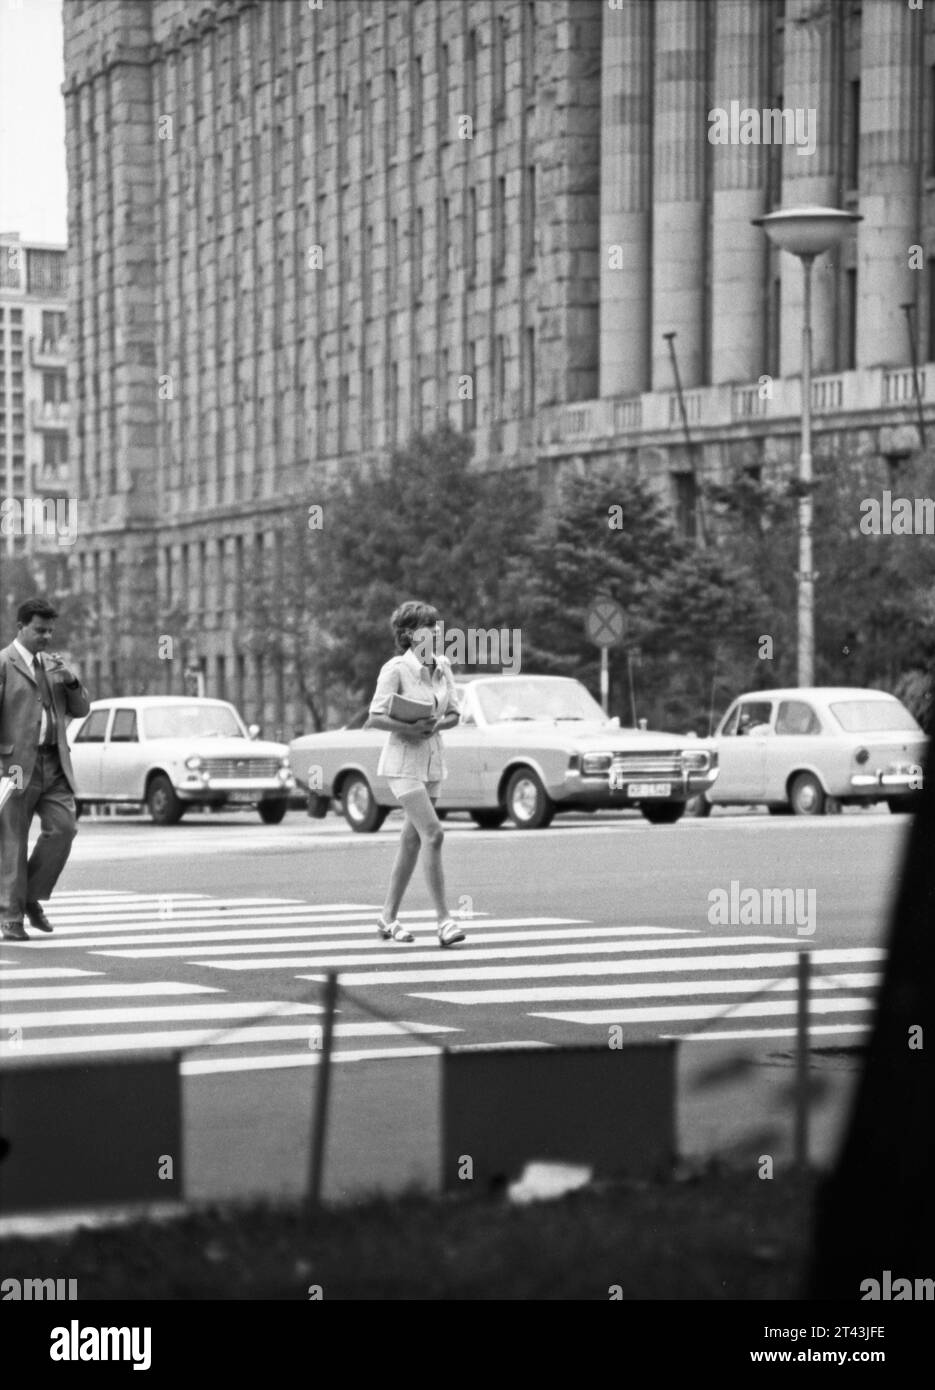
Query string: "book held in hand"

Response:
xmin=388 ymin=693 xmax=435 ymax=723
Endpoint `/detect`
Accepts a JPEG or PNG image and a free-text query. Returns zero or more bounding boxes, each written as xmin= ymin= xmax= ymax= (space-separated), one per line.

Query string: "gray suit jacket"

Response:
xmin=0 ymin=644 xmax=91 ymax=794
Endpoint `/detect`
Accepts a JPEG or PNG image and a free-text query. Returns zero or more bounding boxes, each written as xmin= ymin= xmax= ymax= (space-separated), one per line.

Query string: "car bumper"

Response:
xmin=554 ymin=768 xmax=719 ymax=807
xmin=176 ymin=777 xmax=294 ymax=802
xmin=848 ymin=769 xmax=924 ymax=795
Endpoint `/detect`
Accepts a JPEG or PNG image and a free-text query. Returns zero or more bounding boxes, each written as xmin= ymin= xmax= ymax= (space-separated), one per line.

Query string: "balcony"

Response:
xmin=538 ymin=362 xmax=935 ymax=449
xmin=29 ymin=335 xmax=69 ymax=367
xmin=30 ymin=400 xmax=70 ymax=430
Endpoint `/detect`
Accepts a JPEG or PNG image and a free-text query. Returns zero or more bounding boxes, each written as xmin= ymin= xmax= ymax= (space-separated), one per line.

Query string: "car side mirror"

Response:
xmin=248 ymin=723 xmax=260 ymax=739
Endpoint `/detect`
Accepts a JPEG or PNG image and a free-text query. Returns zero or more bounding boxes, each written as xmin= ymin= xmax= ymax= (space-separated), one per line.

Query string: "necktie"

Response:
xmin=35 ymin=657 xmax=58 ymax=745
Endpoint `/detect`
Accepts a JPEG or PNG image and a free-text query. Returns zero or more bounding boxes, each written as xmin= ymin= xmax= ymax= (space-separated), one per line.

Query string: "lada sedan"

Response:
xmin=289 ymin=674 xmax=719 ymax=831
xmin=67 ymin=697 xmax=295 ymax=824
xmin=690 ymin=686 xmax=925 ymax=816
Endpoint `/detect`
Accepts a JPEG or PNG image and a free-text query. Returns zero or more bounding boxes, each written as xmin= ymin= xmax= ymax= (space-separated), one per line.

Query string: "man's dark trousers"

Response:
xmin=0 ymin=749 xmax=77 ymax=921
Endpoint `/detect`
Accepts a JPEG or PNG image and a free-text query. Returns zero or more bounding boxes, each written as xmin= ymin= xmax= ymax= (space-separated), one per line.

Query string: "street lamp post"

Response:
xmin=752 ymin=207 xmax=862 ymax=687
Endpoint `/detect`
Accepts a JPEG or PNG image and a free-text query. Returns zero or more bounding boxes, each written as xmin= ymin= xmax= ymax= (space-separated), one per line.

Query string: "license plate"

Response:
xmin=625 ymin=782 xmax=672 ymax=798
xmin=227 ymin=792 xmax=258 ymax=804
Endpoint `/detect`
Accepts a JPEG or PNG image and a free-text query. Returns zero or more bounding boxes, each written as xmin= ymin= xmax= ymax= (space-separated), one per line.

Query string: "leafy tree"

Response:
xmin=244 ymin=425 xmax=540 ymax=728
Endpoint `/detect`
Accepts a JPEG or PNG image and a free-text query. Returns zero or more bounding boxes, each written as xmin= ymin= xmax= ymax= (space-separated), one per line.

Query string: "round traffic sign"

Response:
xmin=586 ymin=596 xmax=625 ymax=647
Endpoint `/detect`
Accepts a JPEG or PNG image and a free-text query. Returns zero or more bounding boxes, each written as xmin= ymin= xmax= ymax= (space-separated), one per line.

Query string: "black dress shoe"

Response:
xmin=25 ymin=902 xmax=53 ymax=933
xmin=1 ymin=920 xmax=29 ymax=941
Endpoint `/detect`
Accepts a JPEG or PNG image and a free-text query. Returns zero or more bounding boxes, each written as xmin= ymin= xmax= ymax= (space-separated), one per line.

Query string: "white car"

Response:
xmin=289 ymin=674 xmax=719 ymax=831
xmin=67 ymin=697 xmax=295 ymax=824
xmin=691 ymin=686 xmax=926 ymax=816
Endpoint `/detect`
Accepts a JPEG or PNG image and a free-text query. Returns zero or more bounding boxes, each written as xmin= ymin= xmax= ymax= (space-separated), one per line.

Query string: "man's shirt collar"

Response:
xmin=13 ymin=638 xmax=36 ymax=670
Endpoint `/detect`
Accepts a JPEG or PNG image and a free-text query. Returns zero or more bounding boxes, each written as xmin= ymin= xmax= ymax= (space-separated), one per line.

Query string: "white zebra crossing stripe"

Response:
xmin=409 ymin=972 xmax=883 ymax=1005
xmin=530 ymin=998 xmax=876 ymax=1025
xmin=0 ymin=1002 xmax=327 ymax=1029
xmin=44 ymin=923 xmax=675 ymax=951
xmin=296 ymin=947 xmax=886 ymax=987
xmin=0 ymin=982 xmax=221 ymax=1002
xmin=0 ymin=1020 xmax=457 ymax=1059
xmin=663 ymin=1023 xmax=872 ymax=1042
xmin=182 ymin=1045 xmax=444 ymax=1075
xmin=152 ymin=934 xmax=790 ymax=969
xmin=0 ymin=969 xmax=105 ymax=982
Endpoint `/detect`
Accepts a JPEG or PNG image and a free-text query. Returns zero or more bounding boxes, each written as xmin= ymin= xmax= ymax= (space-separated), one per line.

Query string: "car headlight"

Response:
xmin=185 ymin=755 xmax=203 ymax=770
xmin=680 ymin=750 xmax=712 ymax=772
xmin=582 ymin=753 xmax=613 ymax=775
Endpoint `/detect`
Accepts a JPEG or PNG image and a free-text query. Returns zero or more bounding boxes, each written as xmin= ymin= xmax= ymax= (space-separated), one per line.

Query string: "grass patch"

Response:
xmin=0 ymin=1163 xmax=818 ymax=1299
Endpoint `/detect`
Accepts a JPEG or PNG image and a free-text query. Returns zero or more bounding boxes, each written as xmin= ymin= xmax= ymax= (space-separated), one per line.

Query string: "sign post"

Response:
xmin=585 ymin=597 xmax=626 ymax=715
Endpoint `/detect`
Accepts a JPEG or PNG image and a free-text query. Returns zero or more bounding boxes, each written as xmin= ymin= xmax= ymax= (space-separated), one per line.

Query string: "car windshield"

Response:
xmin=475 ymin=678 xmax=606 ymax=724
xmin=829 ymin=699 xmax=921 ymax=734
xmin=141 ymin=704 xmax=246 ymax=739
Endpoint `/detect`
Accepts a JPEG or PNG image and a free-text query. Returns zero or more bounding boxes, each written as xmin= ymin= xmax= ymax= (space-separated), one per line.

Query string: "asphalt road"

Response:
xmin=0 ymin=805 xmax=911 ymax=1213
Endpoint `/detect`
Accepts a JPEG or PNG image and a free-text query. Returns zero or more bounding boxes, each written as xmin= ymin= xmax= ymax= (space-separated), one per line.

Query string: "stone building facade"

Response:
xmin=62 ymin=0 xmax=935 ymax=734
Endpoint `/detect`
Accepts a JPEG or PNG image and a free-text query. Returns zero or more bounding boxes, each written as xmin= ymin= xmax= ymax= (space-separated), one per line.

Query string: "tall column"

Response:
xmin=856 ymin=0 xmax=921 ymax=369
xmin=780 ymin=0 xmax=840 ymax=377
xmin=710 ymin=0 xmax=769 ymax=384
xmin=652 ymin=0 xmax=707 ymax=390
xmin=599 ymin=0 xmax=653 ymax=397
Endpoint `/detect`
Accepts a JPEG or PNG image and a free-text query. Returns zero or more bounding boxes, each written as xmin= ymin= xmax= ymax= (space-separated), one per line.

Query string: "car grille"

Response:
xmin=611 ymin=753 xmax=683 ymax=778
xmin=201 ymin=758 xmax=282 ymax=778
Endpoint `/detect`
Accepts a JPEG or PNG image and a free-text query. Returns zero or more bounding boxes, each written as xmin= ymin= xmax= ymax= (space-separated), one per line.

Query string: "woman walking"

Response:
xmin=366 ymin=600 xmax=466 ymax=947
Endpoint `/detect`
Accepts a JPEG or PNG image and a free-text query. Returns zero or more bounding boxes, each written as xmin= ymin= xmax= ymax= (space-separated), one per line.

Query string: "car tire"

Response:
xmin=147 ymin=774 xmax=185 ymax=826
xmin=789 ymin=772 xmax=826 ymax=816
xmin=505 ymin=767 xmax=555 ymax=829
xmin=341 ymin=773 xmax=389 ymax=833
xmin=306 ymin=793 xmax=329 ymax=819
xmin=641 ymin=802 xmax=686 ymax=825
xmin=74 ymin=801 xmax=84 ymax=820
xmin=258 ymin=799 xmax=288 ymax=824
xmin=470 ymin=808 xmax=508 ymax=829
xmin=887 ymin=797 xmax=917 ymax=814
xmin=683 ymin=793 xmax=712 ymax=818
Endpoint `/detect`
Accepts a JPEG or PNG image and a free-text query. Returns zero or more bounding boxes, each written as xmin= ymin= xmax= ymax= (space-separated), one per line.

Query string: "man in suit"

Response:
xmin=0 ymin=598 xmax=91 ymax=941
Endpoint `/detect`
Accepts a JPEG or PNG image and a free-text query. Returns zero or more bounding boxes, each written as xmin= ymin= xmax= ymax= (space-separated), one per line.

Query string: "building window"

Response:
xmin=388 ymin=68 xmax=398 ymax=150
xmin=846 ymin=79 xmax=860 ymax=190
xmin=466 ymin=29 xmax=477 ymax=114
xmin=671 ymin=472 xmax=698 ymax=541
xmin=438 ymin=43 xmax=449 ymax=138
xmin=845 ymin=268 xmax=857 ymax=370
xmin=389 ymin=361 xmax=398 ymax=445
xmin=440 ymin=197 xmax=450 ymax=286
xmin=523 ymin=165 xmax=536 ymax=266
xmin=494 ymin=15 xmax=507 ymax=113
xmin=389 ymin=218 xmax=398 ymax=299
xmin=524 ymin=327 xmax=535 ymax=416
xmin=363 ymin=80 xmax=373 ymax=167
xmin=463 ymin=342 xmax=477 ymax=429
xmin=494 ymin=176 xmax=506 ymax=275
xmin=494 ymin=335 xmax=506 ymax=418
xmin=767 ymin=274 xmax=781 ymax=381
xmin=412 ymin=55 xmax=423 ymax=149
xmin=466 ymin=187 xmax=477 ymax=281
xmin=414 ymin=207 xmax=423 ymax=302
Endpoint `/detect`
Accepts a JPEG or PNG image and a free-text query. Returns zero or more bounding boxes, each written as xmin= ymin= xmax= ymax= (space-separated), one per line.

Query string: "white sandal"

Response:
xmin=437 ymin=918 xmax=466 ymax=948
xmin=377 ymin=915 xmax=414 ymax=943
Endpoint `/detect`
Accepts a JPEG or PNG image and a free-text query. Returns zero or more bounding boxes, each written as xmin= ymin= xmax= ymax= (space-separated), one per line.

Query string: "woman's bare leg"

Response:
xmin=382 ymin=818 xmax=421 ymax=922
xmin=395 ymin=786 xmax=450 ymax=922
